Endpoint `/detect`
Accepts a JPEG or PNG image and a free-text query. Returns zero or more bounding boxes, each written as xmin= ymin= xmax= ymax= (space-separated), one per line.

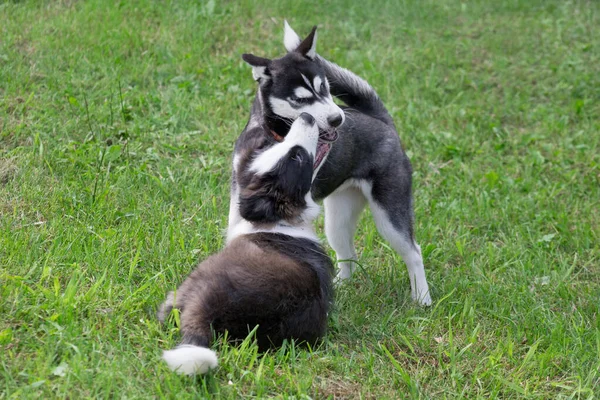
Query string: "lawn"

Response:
xmin=1 ymin=0 xmax=599 ymax=398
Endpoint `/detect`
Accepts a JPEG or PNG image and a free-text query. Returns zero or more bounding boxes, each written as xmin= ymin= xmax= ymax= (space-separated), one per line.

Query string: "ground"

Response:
xmin=1 ymin=0 xmax=599 ymax=398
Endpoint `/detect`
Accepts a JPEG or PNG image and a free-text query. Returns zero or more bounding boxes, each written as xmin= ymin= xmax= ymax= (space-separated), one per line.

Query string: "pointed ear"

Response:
xmin=283 ymin=20 xmax=301 ymax=52
xmin=242 ymin=53 xmax=271 ymax=82
xmin=295 ymin=26 xmax=317 ymax=59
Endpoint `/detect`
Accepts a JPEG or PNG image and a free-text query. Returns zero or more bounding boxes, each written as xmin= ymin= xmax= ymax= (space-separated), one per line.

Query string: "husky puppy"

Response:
xmin=231 ymin=23 xmax=432 ymax=305
xmin=158 ymin=114 xmax=334 ymax=375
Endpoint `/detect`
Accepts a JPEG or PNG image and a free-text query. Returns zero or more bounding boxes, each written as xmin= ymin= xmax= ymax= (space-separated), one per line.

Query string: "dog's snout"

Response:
xmin=327 ymin=113 xmax=344 ymax=128
xmin=299 ymin=112 xmax=316 ymax=126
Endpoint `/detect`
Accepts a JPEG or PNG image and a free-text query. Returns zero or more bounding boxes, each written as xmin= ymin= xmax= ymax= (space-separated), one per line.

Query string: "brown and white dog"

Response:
xmin=158 ymin=113 xmax=334 ymax=375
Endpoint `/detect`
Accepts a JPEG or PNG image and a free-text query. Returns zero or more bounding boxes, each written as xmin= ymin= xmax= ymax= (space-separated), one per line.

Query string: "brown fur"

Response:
xmin=159 ymin=232 xmax=333 ymax=351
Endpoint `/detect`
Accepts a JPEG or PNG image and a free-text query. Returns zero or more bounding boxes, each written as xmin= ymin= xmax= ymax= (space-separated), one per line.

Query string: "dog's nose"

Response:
xmin=327 ymin=113 xmax=343 ymax=128
xmin=299 ymin=112 xmax=316 ymax=126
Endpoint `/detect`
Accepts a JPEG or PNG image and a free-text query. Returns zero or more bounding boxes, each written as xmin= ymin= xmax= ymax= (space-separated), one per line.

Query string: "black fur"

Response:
xmin=295 ymin=26 xmax=317 ymax=58
xmin=238 ymin=145 xmax=313 ymax=223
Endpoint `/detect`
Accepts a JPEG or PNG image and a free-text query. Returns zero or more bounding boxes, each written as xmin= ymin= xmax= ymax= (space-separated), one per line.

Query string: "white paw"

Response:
xmin=334 ymin=271 xmax=350 ymax=286
xmin=334 ymin=263 xmax=354 ymax=285
xmin=412 ymin=290 xmax=432 ymax=307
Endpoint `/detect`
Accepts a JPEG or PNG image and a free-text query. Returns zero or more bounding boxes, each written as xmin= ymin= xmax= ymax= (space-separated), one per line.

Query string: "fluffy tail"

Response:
xmin=162 ymin=345 xmax=218 ymax=375
xmin=315 ymin=55 xmax=394 ymax=126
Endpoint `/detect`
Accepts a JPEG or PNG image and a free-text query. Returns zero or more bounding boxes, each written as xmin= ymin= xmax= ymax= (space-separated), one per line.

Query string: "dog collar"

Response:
xmin=263 ymin=123 xmax=285 ymax=142
xmin=270 ymin=129 xmax=284 ymax=142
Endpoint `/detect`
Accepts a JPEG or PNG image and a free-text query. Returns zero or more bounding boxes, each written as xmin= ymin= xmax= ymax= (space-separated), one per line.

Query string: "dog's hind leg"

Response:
xmin=360 ymin=177 xmax=432 ymax=306
xmin=324 ymin=185 xmax=366 ymax=282
xmin=157 ymin=291 xmax=178 ymax=323
xmin=161 ymin=301 xmax=217 ymax=375
xmin=180 ymin=305 xmax=212 ymax=348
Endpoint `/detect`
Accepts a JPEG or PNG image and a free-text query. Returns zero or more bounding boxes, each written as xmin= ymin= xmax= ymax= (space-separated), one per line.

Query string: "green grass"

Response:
xmin=1 ymin=0 xmax=599 ymax=398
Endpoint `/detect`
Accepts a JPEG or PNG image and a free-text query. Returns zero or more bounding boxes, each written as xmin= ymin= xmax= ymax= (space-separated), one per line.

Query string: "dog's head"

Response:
xmin=242 ymin=24 xmax=345 ymax=137
xmin=236 ymin=113 xmax=321 ymax=225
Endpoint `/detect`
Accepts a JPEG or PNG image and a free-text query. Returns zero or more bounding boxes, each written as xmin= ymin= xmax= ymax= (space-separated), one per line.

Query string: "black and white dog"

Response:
xmin=230 ymin=22 xmax=432 ymax=306
xmin=159 ymin=114 xmax=334 ymax=375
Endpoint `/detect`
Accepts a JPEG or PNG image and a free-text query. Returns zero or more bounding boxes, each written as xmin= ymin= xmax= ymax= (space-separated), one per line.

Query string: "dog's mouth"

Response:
xmin=319 ymin=128 xmax=339 ymax=143
xmin=314 ymin=128 xmax=339 ymax=169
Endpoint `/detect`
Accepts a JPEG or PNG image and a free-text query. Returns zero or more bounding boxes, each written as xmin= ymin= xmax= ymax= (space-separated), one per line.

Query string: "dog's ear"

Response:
xmin=242 ymin=54 xmax=271 ymax=82
xmin=283 ymin=20 xmax=301 ymax=52
xmin=295 ymin=26 xmax=318 ymax=59
xmin=238 ymin=193 xmax=279 ymax=223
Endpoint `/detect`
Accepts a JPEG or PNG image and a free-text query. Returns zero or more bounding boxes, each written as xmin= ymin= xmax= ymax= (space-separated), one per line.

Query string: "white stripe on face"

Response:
xmin=300 ymin=73 xmax=314 ymax=92
xmin=294 ymin=87 xmax=314 ymax=99
xmin=313 ymin=76 xmax=322 ymax=94
xmin=300 ymin=73 xmax=324 ymax=96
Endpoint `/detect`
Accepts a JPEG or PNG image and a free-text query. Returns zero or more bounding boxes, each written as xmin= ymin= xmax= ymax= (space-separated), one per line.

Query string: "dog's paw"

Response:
xmin=157 ymin=291 xmax=175 ymax=323
xmin=412 ymin=290 xmax=432 ymax=307
xmin=334 ymin=265 xmax=355 ymax=286
xmin=333 ymin=274 xmax=348 ymax=287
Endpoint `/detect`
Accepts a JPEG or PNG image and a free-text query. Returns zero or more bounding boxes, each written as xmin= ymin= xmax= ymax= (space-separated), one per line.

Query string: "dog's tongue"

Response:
xmin=314 ymin=142 xmax=331 ymax=169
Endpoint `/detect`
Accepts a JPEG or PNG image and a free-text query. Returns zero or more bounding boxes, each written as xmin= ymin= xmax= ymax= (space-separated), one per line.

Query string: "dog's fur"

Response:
xmin=231 ymin=22 xmax=432 ymax=305
xmin=159 ymin=114 xmax=334 ymax=375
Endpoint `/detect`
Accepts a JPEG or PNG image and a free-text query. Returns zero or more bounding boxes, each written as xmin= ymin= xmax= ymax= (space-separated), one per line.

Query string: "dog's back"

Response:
xmin=174 ymin=232 xmax=332 ymax=351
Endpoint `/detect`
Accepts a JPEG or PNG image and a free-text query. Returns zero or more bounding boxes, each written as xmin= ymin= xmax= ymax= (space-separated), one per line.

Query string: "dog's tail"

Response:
xmin=316 ymin=55 xmax=394 ymax=126
xmin=162 ymin=344 xmax=218 ymax=375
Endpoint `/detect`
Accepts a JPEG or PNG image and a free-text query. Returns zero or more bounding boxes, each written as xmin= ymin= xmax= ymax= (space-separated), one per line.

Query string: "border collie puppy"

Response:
xmin=158 ymin=113 xmax=334 ymax=375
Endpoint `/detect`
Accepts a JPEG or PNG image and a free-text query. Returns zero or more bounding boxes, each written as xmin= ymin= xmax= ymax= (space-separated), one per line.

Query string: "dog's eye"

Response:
xmin=290 ymin=96 xmax=311 ymax=105
xmin=291 ymin=153 xmax=303 ymax=163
